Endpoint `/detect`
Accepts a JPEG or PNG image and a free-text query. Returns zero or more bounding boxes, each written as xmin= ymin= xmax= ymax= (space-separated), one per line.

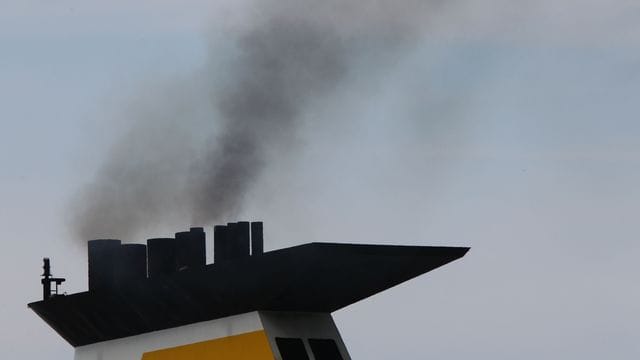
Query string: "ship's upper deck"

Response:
xmin=29 ymin=242 xmax=468 ymax=347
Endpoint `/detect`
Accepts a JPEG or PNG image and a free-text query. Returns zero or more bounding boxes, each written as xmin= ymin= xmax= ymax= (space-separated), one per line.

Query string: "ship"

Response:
xmin=28 ymin=221 xmax=469 ymax=359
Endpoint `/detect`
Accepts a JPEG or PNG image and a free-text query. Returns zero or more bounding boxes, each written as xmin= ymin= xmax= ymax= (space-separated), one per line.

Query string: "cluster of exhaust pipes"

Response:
xmin=87 ymin=221 xmax=264 ymax=294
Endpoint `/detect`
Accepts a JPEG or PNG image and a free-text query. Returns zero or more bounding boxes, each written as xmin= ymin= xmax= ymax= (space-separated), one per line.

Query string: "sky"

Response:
xmin=1 ymin=0 xmax=639 ymax=359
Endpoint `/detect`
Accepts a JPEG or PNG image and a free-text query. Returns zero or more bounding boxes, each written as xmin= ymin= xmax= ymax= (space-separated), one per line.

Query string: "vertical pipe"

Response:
xmin=42 ymin=258 xmax=51 ymax=300
xmin=147 ymin=238 xmax=176 ymax=277
xmin=237 ymin=221 xmax=250 ymax=258
xmin=227 ymin=222 xmax=239 ymax=259
xmin=251 ymin=221 xmax=264 ymax=256
xmin=114 ymin=244 xmax=147 ymax=286
xmin=88 ymin=239 xmax=122 ymax=292
xmin=176 ymin=227 xmax=206 ymax=271
xmin=214 ymin=225 xmax=228 ymax=263
xmin=189 ymin=227 xmax=206 ymax=267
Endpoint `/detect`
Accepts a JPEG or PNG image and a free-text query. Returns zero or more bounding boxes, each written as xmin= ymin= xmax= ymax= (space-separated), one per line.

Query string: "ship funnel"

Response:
xmin=88 ymin=239 xmax=121 ymax=292
xmin=251 ymin=221 xmax=263 ymax=255
xmin=114 ymin=244 xmax=147 ymax=286
xmin=147 ymin=238 xmax=176 ymax=278
xmin=175 ymin=227 xmax=206 ymax=271
xmin=214 ymin=220 xmax=261 ymax=262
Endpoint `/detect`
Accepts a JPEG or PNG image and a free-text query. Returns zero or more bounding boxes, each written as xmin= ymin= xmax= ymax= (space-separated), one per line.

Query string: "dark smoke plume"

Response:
xmin=71 ymin=0 xmax=438 ymax=240
xmin=190 ymin=19 xmax=347 ymax=223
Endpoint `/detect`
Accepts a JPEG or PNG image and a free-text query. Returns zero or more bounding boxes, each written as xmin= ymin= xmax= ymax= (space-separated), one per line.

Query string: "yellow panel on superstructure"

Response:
xmin=141 ymin=330 xmax=274 ymax=360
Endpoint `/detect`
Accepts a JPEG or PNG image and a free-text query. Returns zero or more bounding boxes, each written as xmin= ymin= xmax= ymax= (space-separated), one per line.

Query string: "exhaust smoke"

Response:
xmin=71 ymin=0 xmax=439 ymax=241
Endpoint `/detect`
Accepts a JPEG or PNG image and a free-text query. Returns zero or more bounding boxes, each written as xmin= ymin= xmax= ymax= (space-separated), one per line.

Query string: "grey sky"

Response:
xmin=1 ymin=1 xmax=639 ymax=359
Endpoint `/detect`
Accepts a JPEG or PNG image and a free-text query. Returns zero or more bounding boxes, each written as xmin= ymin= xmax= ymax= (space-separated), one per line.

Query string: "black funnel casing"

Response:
xmin=251 ymin=221 xmax=264 ymax=255
xmin=88 ymin=239 xmax=121 ymax=293
xmin=226 ymin=222 xmax=238 ymax=258
xmin=175 ymin=227 xmax=206 ymax=271
xmin=214 ymin=222 xmax=256 ymax=262
xmin=147 ymin=238 xmax=176 ymax=278
xmin=214 ymin=225 xmax=228 ymax=263
xmin=235 ymin=221 xmax=250 ymax=258
xmin=113 ymin=244 xmax=147 ymax=287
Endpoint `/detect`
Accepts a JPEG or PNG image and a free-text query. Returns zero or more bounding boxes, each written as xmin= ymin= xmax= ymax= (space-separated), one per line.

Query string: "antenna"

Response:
xmin=41 ymin=258 xmax=65 ymax=301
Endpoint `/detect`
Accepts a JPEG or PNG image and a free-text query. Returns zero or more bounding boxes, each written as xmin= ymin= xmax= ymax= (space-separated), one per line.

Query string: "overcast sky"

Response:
xmin=1 ymin=1 xmax=639 ymax=359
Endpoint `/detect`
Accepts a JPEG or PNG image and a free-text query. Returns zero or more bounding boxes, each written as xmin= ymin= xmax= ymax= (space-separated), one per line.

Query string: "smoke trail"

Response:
xmin=71 ymin=0 xmax=439 ymax=240
xmin=190 ymin=18 xmax=347 ymax=223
